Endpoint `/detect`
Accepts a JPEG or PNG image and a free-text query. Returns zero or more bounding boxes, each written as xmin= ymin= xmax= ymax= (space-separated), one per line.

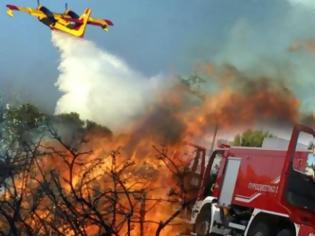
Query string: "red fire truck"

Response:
xmin=190 ymin=124 xmax=315 ymax=236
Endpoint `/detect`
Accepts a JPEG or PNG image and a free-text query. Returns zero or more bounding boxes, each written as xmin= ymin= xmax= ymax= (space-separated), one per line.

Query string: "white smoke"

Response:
xmin=52 ymin=32 xmax=167 ymax=131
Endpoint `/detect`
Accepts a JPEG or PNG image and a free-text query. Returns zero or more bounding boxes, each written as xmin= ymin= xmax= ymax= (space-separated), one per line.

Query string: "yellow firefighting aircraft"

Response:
xmin=6 ymin=2 xmax=113 ymax=37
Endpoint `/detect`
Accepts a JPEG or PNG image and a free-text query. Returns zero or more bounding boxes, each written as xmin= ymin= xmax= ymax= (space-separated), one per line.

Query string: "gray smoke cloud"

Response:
xmin=287 ymin=0 xmax=315 ymax=9
xmin=212 ymin=4 xmax=315 ymax=115
xmin=51 ymin=0 xmax=315 ymax=134
xmin=52 ymin=32 xmax=169 ymax=131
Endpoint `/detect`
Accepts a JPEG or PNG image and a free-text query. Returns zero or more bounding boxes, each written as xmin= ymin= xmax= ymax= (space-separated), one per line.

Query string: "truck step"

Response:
xmin=228 ymin=222 xmax=246 ymax=231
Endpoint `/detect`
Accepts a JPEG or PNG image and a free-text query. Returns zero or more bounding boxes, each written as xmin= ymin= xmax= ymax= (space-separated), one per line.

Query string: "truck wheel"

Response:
xmin=276 ymin=228 xmax=294 ymax=236
xmin=248 ymin=222 xmax=271 ymax=236
xmin=193 ymin=205 xmax=212 ymax=236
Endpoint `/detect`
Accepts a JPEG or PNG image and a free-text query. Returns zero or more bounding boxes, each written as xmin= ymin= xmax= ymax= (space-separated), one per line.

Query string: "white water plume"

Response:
xmin=52 ymin=32 xmax=167 ymax=131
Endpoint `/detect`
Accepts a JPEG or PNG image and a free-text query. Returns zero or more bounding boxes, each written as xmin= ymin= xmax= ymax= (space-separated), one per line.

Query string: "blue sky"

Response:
xmin=1 ymin=0 xmax=315 ymax=113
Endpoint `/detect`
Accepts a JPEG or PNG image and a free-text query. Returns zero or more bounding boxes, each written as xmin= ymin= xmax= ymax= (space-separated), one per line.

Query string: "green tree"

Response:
xmin=1 ymin=103 xmax=45 ymax=148
xmin=232 ymin=129 xmax=273 ymax=147
xmin=48 ymin=113 xmax=112 ymax=144
xmin=85 ymin=120 xmax=112 ymax=137
xmin=0 ymin=103 xmax=46 ymax=183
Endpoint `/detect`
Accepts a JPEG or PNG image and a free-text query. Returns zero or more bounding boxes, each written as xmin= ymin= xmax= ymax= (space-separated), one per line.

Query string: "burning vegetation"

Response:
xmin=0 ymin=63 xmax=308 ymax=235
xmin=0 ymin=105 xmax=195 ymax=236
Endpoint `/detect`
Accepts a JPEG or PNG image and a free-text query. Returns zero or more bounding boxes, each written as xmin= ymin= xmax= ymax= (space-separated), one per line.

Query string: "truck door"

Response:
xmin=279 ymin=124 xmax=315 ymax=225
xmin=197 ymin=151 xmax=223 ymax=200
xmin=219 ymin=157 xmax=241 ymax=206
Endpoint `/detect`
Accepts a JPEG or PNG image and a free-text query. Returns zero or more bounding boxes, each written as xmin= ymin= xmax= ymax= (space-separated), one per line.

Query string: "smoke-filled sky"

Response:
xmin=1 ymin=0 xmax=315 ymax=116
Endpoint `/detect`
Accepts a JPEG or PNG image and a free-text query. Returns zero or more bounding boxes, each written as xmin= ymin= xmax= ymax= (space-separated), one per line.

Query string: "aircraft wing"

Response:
xmin=6 ymin=4 xmax=46 ymax=18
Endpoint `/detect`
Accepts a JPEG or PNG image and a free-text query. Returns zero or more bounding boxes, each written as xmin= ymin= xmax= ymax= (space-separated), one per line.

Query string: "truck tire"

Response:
xmin=193 ymin=204 xmax=212 ymax=236
xmin=248 ymin=222 xmax=271 ymax=236
xmin=276 ymin=228 xmax=294 ymax=236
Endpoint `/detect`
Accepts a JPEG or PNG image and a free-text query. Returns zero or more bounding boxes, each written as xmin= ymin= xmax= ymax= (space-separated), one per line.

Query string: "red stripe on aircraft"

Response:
xmin=6 ymin=4 xmax=19 ymax=10
xmin=104 ymin=19 xmax=113 ymax=26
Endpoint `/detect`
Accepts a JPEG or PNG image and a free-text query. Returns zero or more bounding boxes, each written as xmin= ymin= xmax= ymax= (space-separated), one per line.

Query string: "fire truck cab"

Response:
xmin=190 ymin=124 xmax=315 ymax=236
